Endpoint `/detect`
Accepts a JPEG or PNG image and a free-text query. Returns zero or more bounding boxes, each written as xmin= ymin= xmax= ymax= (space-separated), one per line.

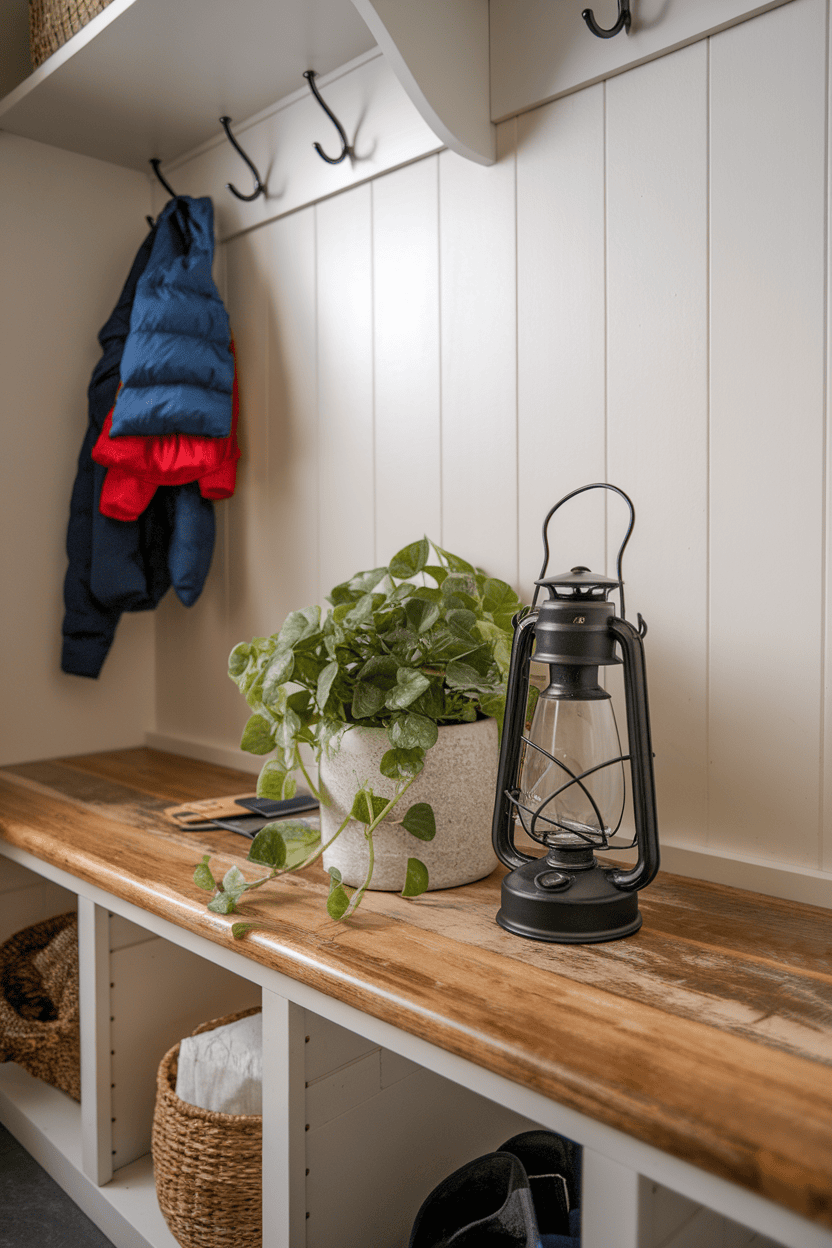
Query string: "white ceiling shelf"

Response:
xmin=0 ymin=0 xmax=377 ymax=170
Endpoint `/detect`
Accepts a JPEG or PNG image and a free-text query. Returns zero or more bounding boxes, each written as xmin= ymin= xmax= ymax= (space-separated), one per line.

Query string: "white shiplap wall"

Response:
xmin=151 ymin=0 xmax=832 ymax=903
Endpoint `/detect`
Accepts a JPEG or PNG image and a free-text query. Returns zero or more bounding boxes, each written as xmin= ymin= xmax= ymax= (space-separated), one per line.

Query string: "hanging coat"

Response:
xmin=110 ymin=196 xmax=234 ymax=438
xmin=91 ymin=340 xmax=240 ymax=522
xmin=61 ymin=205 xmax=221 ymax=678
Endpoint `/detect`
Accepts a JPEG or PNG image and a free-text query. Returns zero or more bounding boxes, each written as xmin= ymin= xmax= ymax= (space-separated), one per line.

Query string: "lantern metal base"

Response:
xmin=496 ymin=857 xmax=643 ymax=944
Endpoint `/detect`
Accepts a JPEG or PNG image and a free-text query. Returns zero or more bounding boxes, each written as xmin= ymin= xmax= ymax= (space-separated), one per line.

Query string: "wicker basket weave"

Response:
xmin=29 ymin=0 xmax=115 ymax=68
xmin=0 ymin=911 xmax=80 ymax=1101
xmin=152 ymin=1007 xmax=263 ymax=1248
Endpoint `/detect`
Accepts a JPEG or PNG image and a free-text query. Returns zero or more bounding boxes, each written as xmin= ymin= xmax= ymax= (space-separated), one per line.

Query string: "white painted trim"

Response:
xmin=144 ymin=731 xmax=260 ymax=775
xmin=659 ymin=841 xmax=832 ymax=910
xmin=349 ymin=0 xmax=494 ymax=165
xmin=78 ymin=898 xmax=113 ymax=1186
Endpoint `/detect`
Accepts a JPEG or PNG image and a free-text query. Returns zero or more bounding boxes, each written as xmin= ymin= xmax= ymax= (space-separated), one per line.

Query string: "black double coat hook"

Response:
xmin=303 ymin=70 xmax=350 ymax=164
xmin=582 ymin=0 xmax=631 ymax=38
xmin=219 ymin=117 xmax=265 ymax=201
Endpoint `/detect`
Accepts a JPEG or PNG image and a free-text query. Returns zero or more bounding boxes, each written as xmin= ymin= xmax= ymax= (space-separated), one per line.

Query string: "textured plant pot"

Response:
xmin=320 ymin=718 xmax=499 ymax=891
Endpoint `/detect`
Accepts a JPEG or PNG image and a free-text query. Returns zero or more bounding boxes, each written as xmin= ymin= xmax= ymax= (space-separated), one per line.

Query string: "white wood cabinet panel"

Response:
xmin=0 ymin=0 xmax=376 ymax=170
xmin=605 ymin=44 xmax=709 ymax=848
xmin=109 ymin=937 xmax=260 ymax=1168
xmin=305 ymin=1063 xmax=538 ymax=1248
xmin=256 ymin=208 xmax=321 ymax=628
xmin=0 ymin=881 xmax=76 ymax=944
xmin=316 ymin=182 xmax=376 ymax=599
xmin=160 ymin=53 xmax=442 ymax=244
xmin=438 ymin=121 xmax=518 ymax=581
xmin=224 ymin=230 xmax=272 ymax=644
xmin=304 ymin=1009 xmax=378 ymax=1083
xmin=372 ymin=157 xmax=442 ymax=557
xmin=351 ymin=0 xmax=493 ymax=165
xmin=490 ymin=0 xmax=796 ymax=123
xmin=709 ymin=0 xmax=826 ymax=865
xmin=516 ymin=84 xmax=606 ymax=602
xmin=0 ymin=134 xmax=154 ymax=768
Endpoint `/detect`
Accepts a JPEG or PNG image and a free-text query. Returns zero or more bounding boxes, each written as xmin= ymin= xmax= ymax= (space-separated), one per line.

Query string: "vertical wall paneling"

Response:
xmin=153 ymin=236 xmax=243 ymax=752
xmin=439 ymin=120 xmax=518 ymax=581
xmin=515 ymin=85 xmax=606 ymax=602
xmin=709 ymin=0 xmax=827 ymax=865
xmin=316 ymin=183 xmax=376 ymax=599
xmin=605 ymin=44 xmax=710 ymax=847
xmin=0 ymin=133 xmax=154 ymax=767
xmin=372 ymin=157 xmax=442 ymax=556
xmin=825 ymin=0 xmax=832 ymax=875
xmin=145 ymin=2 xmax=832 ymax=900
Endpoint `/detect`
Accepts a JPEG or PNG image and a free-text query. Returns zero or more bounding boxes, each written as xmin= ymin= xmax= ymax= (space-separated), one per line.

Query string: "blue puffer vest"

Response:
xmin=111 ymin=196 xmax=234 ymax=437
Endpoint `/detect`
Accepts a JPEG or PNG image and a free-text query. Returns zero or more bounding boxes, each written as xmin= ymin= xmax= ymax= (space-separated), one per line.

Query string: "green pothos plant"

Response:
xmin=193 ymin=537 xmax=524 ymax=929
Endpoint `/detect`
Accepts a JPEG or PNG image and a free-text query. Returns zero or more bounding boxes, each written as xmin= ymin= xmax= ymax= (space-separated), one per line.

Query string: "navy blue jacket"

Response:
xmin=111 ymin=196 xmax=234 ymax=437
xmin=62 ymin=199 xmax=223 ymax=678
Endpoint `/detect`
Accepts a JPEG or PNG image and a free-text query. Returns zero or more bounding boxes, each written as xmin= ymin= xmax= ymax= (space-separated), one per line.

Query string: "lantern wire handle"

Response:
xmin=533 ymin=482 xmax=635 ymax=619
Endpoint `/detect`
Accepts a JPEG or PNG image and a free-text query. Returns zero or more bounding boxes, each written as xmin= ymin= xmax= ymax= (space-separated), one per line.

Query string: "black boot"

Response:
xmin=498 ymin=1131 xmax=581 ymax=1246
xmin=409 ymin=1151 xmax=541 ymax=1248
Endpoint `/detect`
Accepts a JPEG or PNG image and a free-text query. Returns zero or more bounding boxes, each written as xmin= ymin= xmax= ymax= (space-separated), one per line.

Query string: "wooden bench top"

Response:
xmin=1 ymin=747 xmax=831 ymax=1229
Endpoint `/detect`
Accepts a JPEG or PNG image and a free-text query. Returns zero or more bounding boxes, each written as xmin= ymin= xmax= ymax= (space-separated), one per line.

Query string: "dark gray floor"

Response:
xmin=0 ymin=1124 xmax=117 ymax=1248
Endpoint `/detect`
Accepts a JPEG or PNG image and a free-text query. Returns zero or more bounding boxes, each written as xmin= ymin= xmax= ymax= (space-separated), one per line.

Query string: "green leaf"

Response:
xmin=257 ymin=760 xmax=297 ymax=800
xmin=385 ymin=668 xmax=431 ymax=710
xmin=405 ymin=598 xmax=440 ymax=635
xmin=247 ymin=824 xmax=288 ymax=869
xmin=240 ymin=713 xmax=277 ymax=756
xmin=222 ymin=865 xmax=248 ymax=900
xmin=262 ymin=650 xmax=294 ymax=704
xmin=434 ymin=545 xmax=475 ymax=574
xmin=422 ymin=564 xmax=449 ymax=586
xmin=277 ymin=606 xmax=321 ymax=651
xmin=400 ymin=803 xmax=436 ymax=841
xmin=445 ymin=608 xmax=477 ymax=639
xmin=445 ymin=658 xmax=497 ymax=693
xmin=478 ymin=691 xmax=507 ymax=738
xmin=351 ymin=681 xmax=387 ymax=719
xmin=348 ymin=567 xmax=388 ymax=595
xmin=389 ymin=538 xmax=430 ymax=579
xmin=388 ymin=713 xmax=438 ymax=751
xmin=482 ymin=577 xmax=521 ymax=612
xmin=351 ymin=789 xmax=390 ymax=824
xmin=231 ymin=923 xmax=255 ymax=939
xmin=193 ymin=856 xmax=215 ymax=891
xmin=228 ymin=643 xmax=252 ymax=679
xmin=280 ymin=824 xmax=322 ymax=868
xmin=380 ymin=747 xmax=425 ymax=780
xmin=358 ymin=654 xmax=399 ymax=683
xmin=401 ymin=857 xmax=430 ymax=897
xmin=316 ymin=660 xmax=339 ymax=711
xmin=208 ymin=892 xmax=238 ymax=914
xmin=326 ymin=868 xmax=351 ymax=920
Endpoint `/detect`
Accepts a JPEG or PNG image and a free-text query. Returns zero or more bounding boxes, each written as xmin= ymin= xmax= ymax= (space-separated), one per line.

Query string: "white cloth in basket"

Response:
xmin=175 ymin=1012 xmax=262 ymax=1115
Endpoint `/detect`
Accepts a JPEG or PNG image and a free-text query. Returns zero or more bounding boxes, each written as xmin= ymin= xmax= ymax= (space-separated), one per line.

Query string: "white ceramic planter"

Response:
xmin=320 ymin=718 xmax=499 ymax=891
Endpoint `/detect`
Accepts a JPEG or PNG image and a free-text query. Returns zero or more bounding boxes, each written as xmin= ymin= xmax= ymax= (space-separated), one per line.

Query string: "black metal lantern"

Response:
xmin=492 ymin=483 xmax=659 ymax=944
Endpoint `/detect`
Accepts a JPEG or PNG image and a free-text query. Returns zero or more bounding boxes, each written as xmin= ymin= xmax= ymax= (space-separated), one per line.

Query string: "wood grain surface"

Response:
xmin=1 ymin=749 xmax=832 ymax=1227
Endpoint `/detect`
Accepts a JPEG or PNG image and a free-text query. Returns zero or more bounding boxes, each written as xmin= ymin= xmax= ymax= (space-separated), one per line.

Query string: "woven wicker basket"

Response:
xmin=0 ymin=911 xmax=80 ymax=1101
xmin=29 ymin=0 xmax=115 ymax=68
xmin=152 ymin=1007 xmax=263 ymax=1248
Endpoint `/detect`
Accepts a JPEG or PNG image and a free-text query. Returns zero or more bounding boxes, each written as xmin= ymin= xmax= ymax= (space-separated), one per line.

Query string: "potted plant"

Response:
xmin=194 ymin=537 xmax=524 ymax=927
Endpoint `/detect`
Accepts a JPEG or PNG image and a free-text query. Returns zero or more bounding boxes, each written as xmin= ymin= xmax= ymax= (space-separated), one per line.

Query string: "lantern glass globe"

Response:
xmin=518 ymin=694 xmax=625 ymax=847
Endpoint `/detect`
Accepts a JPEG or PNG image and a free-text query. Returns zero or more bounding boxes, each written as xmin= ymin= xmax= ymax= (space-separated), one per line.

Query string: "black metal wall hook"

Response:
xmin=303 ymin=70 xmax=350 ymax=165
xmin=219 ymin=116 xmax=265 ymax=201
xmin=149 ymin=159 xmax=177 ymax=198
xmin=582 ymin=0 xmax=631 ymax=38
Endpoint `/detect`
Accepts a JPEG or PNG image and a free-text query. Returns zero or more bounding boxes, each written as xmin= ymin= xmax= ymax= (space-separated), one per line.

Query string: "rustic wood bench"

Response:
xmin=0 ymin=748 xmax=830 ymax=1248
